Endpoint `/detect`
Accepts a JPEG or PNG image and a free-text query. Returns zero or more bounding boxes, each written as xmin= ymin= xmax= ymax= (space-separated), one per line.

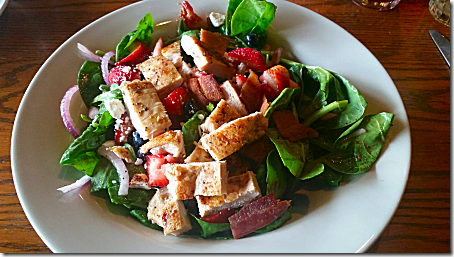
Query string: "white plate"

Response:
xmin=0 ymin=0 xmax=8 ymax=16
xmin=11 ymin=0 xmax=411 ymax=253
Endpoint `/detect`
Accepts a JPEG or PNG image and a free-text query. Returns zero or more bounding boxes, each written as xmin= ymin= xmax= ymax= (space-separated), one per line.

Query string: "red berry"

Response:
xmin=146 ymin=154 xmax=169 ymax=187
xmin=115 ymin=42 xmax=151 ymax=66
xmin=146 ymin=154 xmax=183 ymax=187
xmin=227 ymin=48 xmax=267 ymax=73
xmin=108 ymin=65 xmax=141 ymax=85
xmin=162 ymin=87 xmax=189 ymax=116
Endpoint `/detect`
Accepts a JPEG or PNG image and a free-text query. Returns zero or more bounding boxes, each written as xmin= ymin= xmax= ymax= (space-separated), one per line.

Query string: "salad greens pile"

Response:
xmin=60 ymin=0 xmax=394 ymax=240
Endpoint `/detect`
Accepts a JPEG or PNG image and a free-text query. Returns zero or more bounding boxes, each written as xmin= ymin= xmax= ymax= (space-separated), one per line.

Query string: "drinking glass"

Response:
xmin=429 ymin=0 xmax=450 ymax=26
xmin=352 ymin=0 xmax=401 ymax=11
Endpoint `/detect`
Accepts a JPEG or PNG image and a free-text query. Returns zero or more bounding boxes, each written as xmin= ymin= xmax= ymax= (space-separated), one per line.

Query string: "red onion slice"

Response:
xmin=60 ymin=85 xmax=82 ymax=138
xmin=101 ymin=51 xmax=116 ymax=85
xmin=98 ymin=145 xmax=129 ymax=196
xmin=57 ymin=175 xmax=92 ymax=193
xmin=77 ymin=43 xmax=102 ymax=62
xmin=88 ymin=106 xmax=99 ymax=120
xmin=152 ymin=37 xmax=164 ymax=57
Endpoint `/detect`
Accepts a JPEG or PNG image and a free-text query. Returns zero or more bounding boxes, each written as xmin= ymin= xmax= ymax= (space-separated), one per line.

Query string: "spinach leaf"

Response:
xmin=189 ymin=213 xmax=231 ymax=238
xmin=313 ymin=72 xmax=367 ymax=129
xmin=60 ymin=101 xmax=114 ymax=176
xmin=253 ymin=208 xmax=292 ymax=234
xmin=92 ymin=83 xmax=122 ymax=104
xmin=264 ymin=87 xmax=300 ymax=120
xmin=182 ymin=110 xmax=209 ymax=155
xmin=177 ymin=18 xmax=190 ymax=36
xmin=130 ymin=209 xmax=162 ymax=231
xmin=230 ymin=0 xmax=276 ymax=36
xmin=107 ymin=169 xmax=155 ymax=208
xmin=300 ymin=158 xmax=325 ymax=181
xmin=115 ymin=13 xmax=154 ymax=62
xmin=90 ymin=156 xmax=115 ymax=192
xmin=77 ymin=61 xmax=105 ymax=108
xmin=116 ymin=31 xmax=135 ymax=63
xmin=324 ymin=112 xmax=394 ymax=174
xmin=266 ymin=149 xmax=287 ymax=199
xmin=266 ymin=128 xmax=308 ymax=178
xmin=315 ymin=166 xmax=344 ymax=187
xmin=224 ymin=0 xmax=244 ymax=35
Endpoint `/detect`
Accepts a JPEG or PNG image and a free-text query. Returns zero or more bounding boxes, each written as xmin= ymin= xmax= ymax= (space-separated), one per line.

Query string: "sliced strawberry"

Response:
xmin=227 ymin=48 xmax=267 ymax=73
xmin=259 ymin=65 xmax=290 ymax=98
xmin=114 ymin=112 xmax=134 ymax=145
xmin=146 ymin=154 xmax=169 ymax=187
xmin=200 ymin=208 xmax=236 ymax=224
xmin=162 ymin=87 xmax=189 ymax=115
xmin=152 ymin=37 xmax=164 ymax=57
xmin=179 ymin=1 xmax=207 ymax=30
xmin=236 ymin=74 xmax=247 ymax=88
xmin=108 ymin=65 xmax=141 ymax=85
xmin=115 ymin=42 xmax=151 ymax=66
xmin=146 ymin=153 xmax=184 ymax=187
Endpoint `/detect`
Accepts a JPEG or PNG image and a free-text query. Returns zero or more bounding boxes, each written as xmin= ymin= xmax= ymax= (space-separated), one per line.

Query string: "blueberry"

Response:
xmin=245 ymin=33 xmax=259 ymax=48
xmin=183 ymin=99 xmax=200 ymax=120
xmin=131 ymin=131 xmax=148 ymax=148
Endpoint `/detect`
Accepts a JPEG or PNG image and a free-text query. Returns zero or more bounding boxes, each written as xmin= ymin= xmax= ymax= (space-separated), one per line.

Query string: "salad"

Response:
xmin=58 ymin=0 xmax=394 ymax=240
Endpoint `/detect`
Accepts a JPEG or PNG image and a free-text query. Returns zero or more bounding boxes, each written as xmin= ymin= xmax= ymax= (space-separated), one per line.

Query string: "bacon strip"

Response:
xmin=228 ymin=194 xmax=291 ymax=239
xmin=272 ymin=110 xmax=318 ymax=142
xmin=198 ymin=74 xmax=224 ymax=101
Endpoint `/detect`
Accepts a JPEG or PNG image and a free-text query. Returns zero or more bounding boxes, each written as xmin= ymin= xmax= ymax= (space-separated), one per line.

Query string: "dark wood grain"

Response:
xmin=0 ymin=0 xmax=450 ymax=253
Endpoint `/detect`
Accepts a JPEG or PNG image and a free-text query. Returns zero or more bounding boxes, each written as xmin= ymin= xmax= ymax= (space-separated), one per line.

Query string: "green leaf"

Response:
xmin=264 ymin=87 xmax=300 ymax=120
xmin=177 ymin=18 xmax=190 ymax=36
xmin=92 ymin=83 xmax=122 ymax=104
xmin=130 ymin=209 xmax=162 ymax=231
xmin=115 ymin=31 xmax=136 ymax=63
xmin=324 ymin=112 xmax=394 ymax=174
xmin=77 ymin=61 xmax=105 ymax=108
xmin=253 ymin=208 xmax=292 ymax=234
xmin=126 ymin=13 xmax=154 ymax=48
xmin=90 ymin=156 xmax=115 ymax=192
xmin=189 ymin=213 xmax=231 ymax=238
xmin=230 ymin=0 xmax=276 ymax=36
xmin=266 ymin=128 xmax=308 ymax=178
xmin=182 ymin=110 xmax=209 ymax=155
xmin=225 ymin=0 xmax=244 ymax=35
xmin=266 ymin=149 xmax=287 ymax=199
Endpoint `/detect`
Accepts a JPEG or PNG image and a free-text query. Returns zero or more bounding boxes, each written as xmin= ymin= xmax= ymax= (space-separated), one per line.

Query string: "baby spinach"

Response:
xmin=116 ymin=13 xmax=154 ymax=62
xmin=77 ymin=61 xmax=105 ymax=108
xmin=230 ymin=0 xmax=276 ymax=36
xmin=264 ymin=87 xmax=301 ymax=120
xmin=324 ymin=112 xmax=394 ymax=174
xmin=224 ymin=0 xmax=244 ymax=35
xmin=182 ymin=109 xmax=209 ymax=155
xmin=90 ymin=156 xmax=115 ymax=192
xmin=92 ymin=83 xmax=123 ymax=104
xmin=130 ymin=209 xmax=163 ymax=231
xmin=266 ymin=128 xmax=309 ymax=178
xmin=189 ymin=214 xmax=232 ymax=238
xmin=266 ymin=149 xmax=287 ymax=199
xmin=253 ymin=208 xmax=292 ymax=234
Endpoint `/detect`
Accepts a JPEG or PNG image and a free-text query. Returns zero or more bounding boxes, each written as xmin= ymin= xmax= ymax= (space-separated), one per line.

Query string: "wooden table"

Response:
xmin=0 ymin=0 xmax=450 ymax=253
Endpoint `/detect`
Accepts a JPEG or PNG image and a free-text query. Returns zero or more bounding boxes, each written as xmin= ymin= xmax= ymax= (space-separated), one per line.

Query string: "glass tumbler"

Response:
xmin=352 ymin=0 xmax=401 ymax=11
xmin=429 ymin=0 xmax=450 ymax=26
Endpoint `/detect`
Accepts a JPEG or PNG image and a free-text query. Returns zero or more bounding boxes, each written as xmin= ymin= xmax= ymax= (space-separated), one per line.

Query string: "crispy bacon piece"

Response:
xmin=238 ymin=135 xmax=274 ymax=163
xmin=240 ymin=72 xmax=264 ymax=113
xmin=259 ymin=94 xmax=270 ymax=115
xmin=179 ymin=1 xmax=207 ymax=30
xmin=272 ymin=110 xmax=318 ymax=142
xmin=200 ymin=208 xmax=236 ymax=224
xmin=187 ymin=77 xmax=210 ymax=108
xmin=198 ymin=74 xmax=224 ymax=101
xmin=228 ymin=194 xmax=291 ymax=239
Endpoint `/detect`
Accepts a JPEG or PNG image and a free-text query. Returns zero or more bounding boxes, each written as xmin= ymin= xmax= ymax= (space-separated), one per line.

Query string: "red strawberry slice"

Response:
xmin=115 ymin=42 xmax=151 ymax=66
xmin=146 ymin=154 xmax=169 ymax=187
xmin=179 ymin=1 xmax=207 ymax=30
xmin=200 ymin=208 xmax=236 ymax=223
xmin=259 ymin=65 xmax=290 ymax=98
xmin=227 ymin=48 xmax=267 ymax=73
xmin=235 ymin=74 xmax=247 ymax=88
xmin=146 ymin=153 xmax=183 ymax=187
xmin=162 ymin=87 xmax=189 ymax=116
xmin=114 ymin=112 xmax=134 ymax=145
xmin=108 ymin=65 xmax=141 ymax=85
